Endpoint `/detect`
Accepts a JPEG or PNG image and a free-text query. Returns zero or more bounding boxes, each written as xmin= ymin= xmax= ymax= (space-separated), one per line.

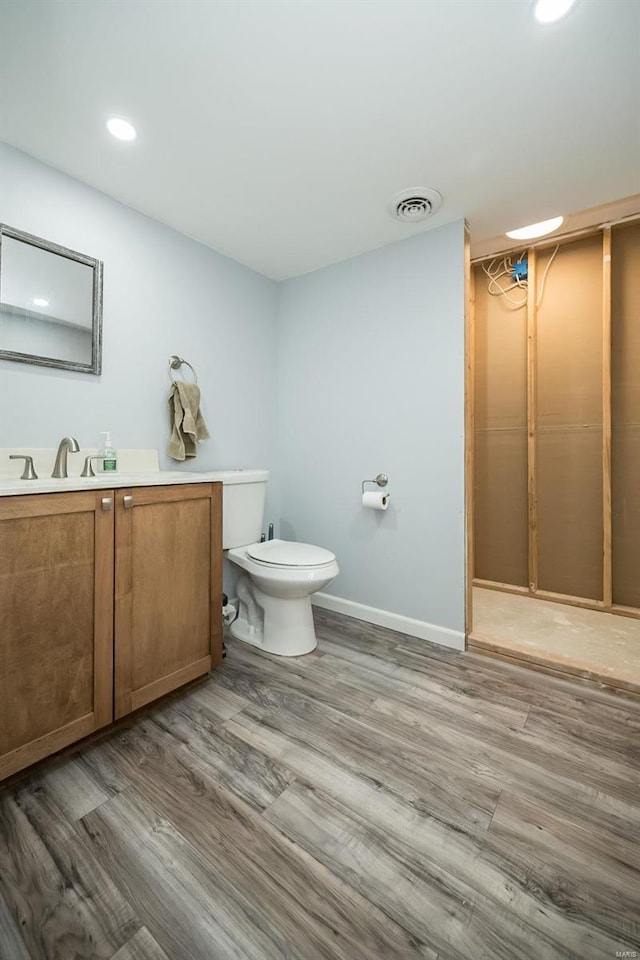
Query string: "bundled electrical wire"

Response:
xmin=481 ymin=245 xmax=560 ymax=309
xmin=482 ymin=251 xmax=529 ymax=308
xmin=536 ymin=245 xmax=560 ymax=308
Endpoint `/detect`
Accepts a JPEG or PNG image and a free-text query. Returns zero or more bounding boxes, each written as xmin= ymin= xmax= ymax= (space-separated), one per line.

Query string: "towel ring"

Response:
xmin=169 ymin=354 xmax=198 ymax=384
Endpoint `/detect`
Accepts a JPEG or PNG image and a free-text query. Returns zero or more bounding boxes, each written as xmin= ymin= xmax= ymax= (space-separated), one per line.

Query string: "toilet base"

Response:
xmin=230 ymin=587 xmax=318 ymax=657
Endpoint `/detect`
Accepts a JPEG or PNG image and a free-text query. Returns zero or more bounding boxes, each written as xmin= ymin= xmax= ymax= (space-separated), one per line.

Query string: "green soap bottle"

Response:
xmin=100 ymin=431 xmax=118 ymax=472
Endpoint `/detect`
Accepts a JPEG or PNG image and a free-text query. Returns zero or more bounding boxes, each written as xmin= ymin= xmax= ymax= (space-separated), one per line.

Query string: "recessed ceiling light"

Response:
xmin=505 ymin=216 xmax=564 ymax=240
xmin=32 ymin=297 xmax=49 ymax=307
xmin=534 ymin=0 xmax=577 ymax=24
xmin=106 ymin=117 xmax=137 ymax=141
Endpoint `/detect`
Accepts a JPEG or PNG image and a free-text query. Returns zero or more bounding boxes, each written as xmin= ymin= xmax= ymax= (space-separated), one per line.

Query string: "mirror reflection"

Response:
xmin=0 ymin=225 xmax=103 ymax=374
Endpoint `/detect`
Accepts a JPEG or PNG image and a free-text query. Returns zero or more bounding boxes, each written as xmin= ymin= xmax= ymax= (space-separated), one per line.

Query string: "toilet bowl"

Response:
xmin=213 ymin=469 xmax=338 ymax=657
xmin=227 ymin=539 xmax=339 ymax=656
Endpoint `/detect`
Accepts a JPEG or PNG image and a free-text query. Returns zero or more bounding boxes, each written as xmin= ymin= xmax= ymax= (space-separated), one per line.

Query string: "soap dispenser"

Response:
xmin=100 ymin=431 xmax=118 ymax=472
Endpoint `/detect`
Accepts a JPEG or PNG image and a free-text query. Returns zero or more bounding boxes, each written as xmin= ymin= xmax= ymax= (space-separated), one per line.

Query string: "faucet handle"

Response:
xmin=9 ymin=455 xmax=38 ymax=480
xmin=81 ymin=455 xmax=104 ymax=478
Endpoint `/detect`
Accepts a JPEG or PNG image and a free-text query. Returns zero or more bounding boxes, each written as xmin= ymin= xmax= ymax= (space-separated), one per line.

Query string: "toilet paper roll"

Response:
xmin=362 ymin=491 xmax=390 ymax=511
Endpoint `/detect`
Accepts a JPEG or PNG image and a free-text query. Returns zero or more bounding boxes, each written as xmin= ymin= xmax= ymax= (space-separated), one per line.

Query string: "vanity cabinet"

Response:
xmin=0 ymin=482 xmax=222 ymax=779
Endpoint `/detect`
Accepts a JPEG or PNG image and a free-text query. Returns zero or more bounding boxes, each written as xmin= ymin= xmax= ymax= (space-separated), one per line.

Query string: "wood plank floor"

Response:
xmin=1 ymin=607 xmax=639 ymax=960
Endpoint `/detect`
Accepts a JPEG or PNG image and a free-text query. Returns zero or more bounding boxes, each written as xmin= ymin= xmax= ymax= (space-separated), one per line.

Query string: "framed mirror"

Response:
xmin=0 ymin=224 xmax=103 ymax=374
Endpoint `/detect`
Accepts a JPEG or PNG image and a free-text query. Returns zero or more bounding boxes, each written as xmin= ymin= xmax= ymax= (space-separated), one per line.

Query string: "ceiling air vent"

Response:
xmin=389 ymin=187 xmax=443 ymax=223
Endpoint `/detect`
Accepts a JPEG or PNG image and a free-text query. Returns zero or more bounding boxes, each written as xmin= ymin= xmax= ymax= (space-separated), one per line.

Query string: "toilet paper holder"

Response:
xmin=361 ymin=473 xmax=389 ymax=494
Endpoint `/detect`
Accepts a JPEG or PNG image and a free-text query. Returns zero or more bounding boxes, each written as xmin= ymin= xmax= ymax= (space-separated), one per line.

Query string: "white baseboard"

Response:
xmin=312 ymin=593 xmax=465 ymax=651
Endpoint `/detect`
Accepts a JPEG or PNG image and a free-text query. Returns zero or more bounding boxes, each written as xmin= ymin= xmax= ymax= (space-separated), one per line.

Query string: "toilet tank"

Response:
xmin=215 ymin=469 xmax=268 ymax=548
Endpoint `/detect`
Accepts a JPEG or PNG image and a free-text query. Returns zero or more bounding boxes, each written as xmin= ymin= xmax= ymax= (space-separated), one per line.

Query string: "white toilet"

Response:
xmin=219 ymin=469 xmax=339 ymax=656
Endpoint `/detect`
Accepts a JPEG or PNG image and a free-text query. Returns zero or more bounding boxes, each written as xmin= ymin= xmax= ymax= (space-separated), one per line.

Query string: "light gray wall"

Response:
xmin=277 ymin=222 xmax=466 ymax=634
xmin=0 ymin=143 xmax=278 ymax=481
xmin=1 ymin=142 xmax=466 ymax=633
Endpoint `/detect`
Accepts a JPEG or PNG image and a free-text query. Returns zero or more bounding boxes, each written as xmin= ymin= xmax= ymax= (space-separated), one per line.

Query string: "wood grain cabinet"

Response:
xmin=114 ymin=483 xmax=222 ymax=719
xmin=0 ymin=490 xmax=114 ymax=779
xmin=0 ymin=482 xmax=222 ymax=779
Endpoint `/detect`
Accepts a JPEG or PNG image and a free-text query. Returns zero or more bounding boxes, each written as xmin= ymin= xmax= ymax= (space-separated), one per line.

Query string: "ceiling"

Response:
xmin=1 ymin=0 xmax=638 ymax=280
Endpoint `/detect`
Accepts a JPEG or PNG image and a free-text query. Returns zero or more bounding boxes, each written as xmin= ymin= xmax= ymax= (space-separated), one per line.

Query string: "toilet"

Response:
xmin=219 ymin=469 xmax=339 ymax=656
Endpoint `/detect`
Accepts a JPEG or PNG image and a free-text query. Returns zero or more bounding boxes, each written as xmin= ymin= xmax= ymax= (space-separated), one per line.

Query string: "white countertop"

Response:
xmin=0 ymin=470 xmax=229 ymax=497
xmin=0 ymin=448 xmax=265 ymax=497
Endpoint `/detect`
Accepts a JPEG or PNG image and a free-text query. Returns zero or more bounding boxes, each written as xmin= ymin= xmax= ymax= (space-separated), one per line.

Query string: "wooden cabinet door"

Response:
xmin=114 ymin=483 xmax=222 ymax=719
xmin=0 ymin=491 xmax=114 ymax=779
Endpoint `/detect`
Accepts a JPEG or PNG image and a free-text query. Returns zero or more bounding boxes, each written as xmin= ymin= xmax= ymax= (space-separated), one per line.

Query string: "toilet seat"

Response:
xmin=247 ymin=538 xmax=336 ymax=568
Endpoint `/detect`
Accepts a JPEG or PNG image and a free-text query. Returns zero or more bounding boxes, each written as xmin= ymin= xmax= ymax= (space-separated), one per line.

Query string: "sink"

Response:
xmin=0 ymin=470 xmax=222 ymax=497
xmin=0 ymin=448 xmax=257 ymax=497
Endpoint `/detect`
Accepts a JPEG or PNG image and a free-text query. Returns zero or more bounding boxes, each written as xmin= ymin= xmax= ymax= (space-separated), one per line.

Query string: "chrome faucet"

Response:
xmin=51 ymin=436 xmax=80 ymax=478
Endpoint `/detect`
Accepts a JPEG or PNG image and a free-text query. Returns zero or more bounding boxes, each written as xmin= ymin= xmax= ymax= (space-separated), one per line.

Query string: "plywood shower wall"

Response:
xmin=612 ymin=223 xmax=640 ymax=609
xmin=474 ymin=261 xmax=528 ymax=586
xmin=473 ymin=222 xmax=639 ymax=615
xmin=536 ymin=236 xmax=603 ymax=600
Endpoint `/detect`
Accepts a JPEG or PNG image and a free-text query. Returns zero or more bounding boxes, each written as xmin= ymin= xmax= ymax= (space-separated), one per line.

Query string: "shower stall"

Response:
xmin=466 ymin=217 xmax=640 ymax=695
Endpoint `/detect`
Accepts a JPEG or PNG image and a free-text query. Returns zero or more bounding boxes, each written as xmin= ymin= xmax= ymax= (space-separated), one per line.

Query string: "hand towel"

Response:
xmin=168 ymin=381 xmax=210 ymax=461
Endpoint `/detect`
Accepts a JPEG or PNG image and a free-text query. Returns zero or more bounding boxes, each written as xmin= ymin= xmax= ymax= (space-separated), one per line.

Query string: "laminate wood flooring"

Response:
xmin=1 ymin=607 xmax=639 ymax=960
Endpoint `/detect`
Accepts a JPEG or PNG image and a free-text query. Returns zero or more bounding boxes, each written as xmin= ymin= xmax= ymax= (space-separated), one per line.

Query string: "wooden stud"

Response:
xmin=476 ymin=579 xmax=607 ymax=613
xmin=602 ymin=226 xmax=613 ymax=608
xmin=527 ymin=248 xmax=538 ymax=593
xmin=611 ymin=604 xmax=640 ymax=621
xmin=464 ymin=224 xmax=475 ymax=641
xmin=473 ymin=578 xmax=640 ymax=620
xmin=533 ymin=588 xmax=606 ymax=611
xmin=472 ymin=578 xmax=530 ymax=597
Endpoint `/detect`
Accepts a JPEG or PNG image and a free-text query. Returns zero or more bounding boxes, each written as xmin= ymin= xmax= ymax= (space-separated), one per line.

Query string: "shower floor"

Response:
xmin=470 ymin=586 xmax=640 ymax=695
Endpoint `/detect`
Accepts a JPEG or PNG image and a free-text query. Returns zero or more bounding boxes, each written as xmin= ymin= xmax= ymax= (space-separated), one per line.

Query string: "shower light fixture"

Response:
xmin=505 ymin=216 xmax=564 ymax=241
xmin=106 ymin=117 xmax=137 ymax=141
xmin=534 ymin=0 xmax=577 ymax=24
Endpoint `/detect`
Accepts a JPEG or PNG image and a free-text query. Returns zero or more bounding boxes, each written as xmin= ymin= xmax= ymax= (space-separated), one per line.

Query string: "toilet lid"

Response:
xmin=247 ymin=539 xmax=336 ymax=567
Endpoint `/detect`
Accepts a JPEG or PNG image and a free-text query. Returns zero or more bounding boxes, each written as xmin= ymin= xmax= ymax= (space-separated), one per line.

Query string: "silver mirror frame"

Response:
xmin=0 ymin=223 xmax=103 ymax=375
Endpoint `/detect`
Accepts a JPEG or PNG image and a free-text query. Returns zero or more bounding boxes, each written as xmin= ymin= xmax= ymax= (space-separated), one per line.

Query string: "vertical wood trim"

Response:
xmin=93 ymin=491 xmax=114 ymax=728
xmin=602 ymin=226 xmax=613 ymax=607
xmin=114 ymin=488 xmax=134 ymax=720
xmin=464 ymin=226 xmax=475 ymax=640
xmin=210 ymin=482 xmax=224 ymax=668
xmin=527 ymin=248 xmax=538 ymax=592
